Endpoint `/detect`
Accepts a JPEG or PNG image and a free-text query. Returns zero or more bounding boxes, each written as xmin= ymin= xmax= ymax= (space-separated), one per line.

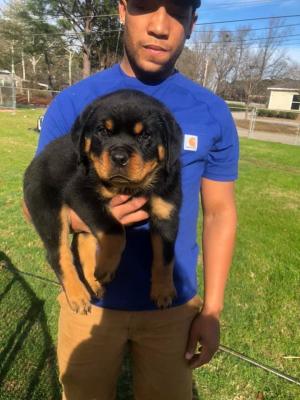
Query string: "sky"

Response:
xmin=191 ymin=0 xmax=300 ymax=63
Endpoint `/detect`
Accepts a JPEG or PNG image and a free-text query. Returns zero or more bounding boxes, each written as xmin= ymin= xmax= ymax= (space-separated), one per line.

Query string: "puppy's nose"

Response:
xmin=110 ymin=149 xmax=129 ymax=166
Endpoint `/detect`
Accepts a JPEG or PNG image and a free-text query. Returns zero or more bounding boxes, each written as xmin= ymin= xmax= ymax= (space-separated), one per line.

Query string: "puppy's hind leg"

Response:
xmin=73 ymin=232 xmax=105 ymax=299
xmin=40 ymin=206 xmax=91 ymax=314
xmin=54 ymin=207 xmax=92 ymax=314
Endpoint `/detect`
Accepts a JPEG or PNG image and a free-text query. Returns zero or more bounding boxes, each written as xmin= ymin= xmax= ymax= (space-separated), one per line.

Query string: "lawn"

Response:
xmin=0 ymin=109 xmax=299 ymax=399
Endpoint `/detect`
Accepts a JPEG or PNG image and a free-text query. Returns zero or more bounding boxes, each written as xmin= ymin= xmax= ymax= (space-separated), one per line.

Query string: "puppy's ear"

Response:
xmin=70 ymin=104 xmax=96 ymax=171
xmin=160 ymin=112 xmax=183 ymax=173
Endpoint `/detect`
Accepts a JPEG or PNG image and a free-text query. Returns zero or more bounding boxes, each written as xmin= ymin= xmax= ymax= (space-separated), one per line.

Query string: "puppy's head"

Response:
xmin=71 ymin=89 xmax=182 ymax=187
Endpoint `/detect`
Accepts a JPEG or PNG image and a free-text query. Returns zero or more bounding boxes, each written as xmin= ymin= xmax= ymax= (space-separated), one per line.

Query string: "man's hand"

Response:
xmin=69 ymin=195 xmax=149 ymax=232
xmin=185 ymin=311 xmax=220 ymax=369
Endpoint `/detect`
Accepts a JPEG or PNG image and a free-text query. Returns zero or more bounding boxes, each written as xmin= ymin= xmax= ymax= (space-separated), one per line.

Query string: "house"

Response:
xmin=0 ymin=70 xmax=22 ymax=88
xmin=267 ymin=85 xmax=300 ymax=111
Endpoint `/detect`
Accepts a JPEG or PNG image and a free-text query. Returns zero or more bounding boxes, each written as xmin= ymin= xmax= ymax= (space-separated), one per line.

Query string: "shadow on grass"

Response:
xmin=0 ymin=251 xmax=61 ymax=400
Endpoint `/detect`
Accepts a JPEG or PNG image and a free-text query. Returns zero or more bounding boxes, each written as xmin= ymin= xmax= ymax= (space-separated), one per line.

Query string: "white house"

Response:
xmin=267 ymin=86 xmax=300 ymax=111
xmin=0 ymin=70 xmax=22 ymax=88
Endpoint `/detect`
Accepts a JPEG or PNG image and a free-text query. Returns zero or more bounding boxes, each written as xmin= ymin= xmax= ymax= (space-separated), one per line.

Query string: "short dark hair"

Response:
xmin=191 ymin=0 xmax=201 ymax=10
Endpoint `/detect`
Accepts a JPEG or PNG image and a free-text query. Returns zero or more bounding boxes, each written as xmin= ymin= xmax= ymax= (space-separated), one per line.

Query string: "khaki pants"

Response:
xmin=57 ymin=292 xmax=202 ymax=400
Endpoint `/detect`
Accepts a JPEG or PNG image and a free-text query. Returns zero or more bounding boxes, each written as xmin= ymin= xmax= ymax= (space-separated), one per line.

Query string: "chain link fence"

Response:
xmin=229 ymin=103 xmax=300 ymax=146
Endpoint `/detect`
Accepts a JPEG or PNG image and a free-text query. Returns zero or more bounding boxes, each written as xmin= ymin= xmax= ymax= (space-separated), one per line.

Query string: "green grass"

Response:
xmin=0 ymin=109 xmax=300 ymax=399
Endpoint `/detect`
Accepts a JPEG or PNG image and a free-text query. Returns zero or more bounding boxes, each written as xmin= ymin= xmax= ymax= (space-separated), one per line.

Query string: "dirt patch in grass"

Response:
xmin=262 ymin=188 xmax=300 ymax=210
xmin=235 ymin=120 xmax=298 ymax=135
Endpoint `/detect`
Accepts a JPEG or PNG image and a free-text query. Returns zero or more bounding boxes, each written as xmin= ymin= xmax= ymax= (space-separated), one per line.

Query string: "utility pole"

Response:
xmin=11 ymin=42 xmax=16 ymax=110
xmin=203 ymin=58 xmax=209 ymax=87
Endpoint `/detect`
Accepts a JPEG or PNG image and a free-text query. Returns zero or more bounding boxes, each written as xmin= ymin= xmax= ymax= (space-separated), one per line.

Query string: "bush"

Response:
xmin=226 ymin=102 xmax=246 ymax=112
xmin=257 ymin=109 xmax=298 ymax=120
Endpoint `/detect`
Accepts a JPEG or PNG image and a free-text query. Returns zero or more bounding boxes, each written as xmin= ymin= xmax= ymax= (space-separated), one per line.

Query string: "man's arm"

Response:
xmin=185 ymin=177 xmax=237 ymax=368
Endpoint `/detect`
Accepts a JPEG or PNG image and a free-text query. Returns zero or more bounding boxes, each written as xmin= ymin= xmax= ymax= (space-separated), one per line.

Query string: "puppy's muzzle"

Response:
xmin=110 ymin=147 xmax=130 ymax=167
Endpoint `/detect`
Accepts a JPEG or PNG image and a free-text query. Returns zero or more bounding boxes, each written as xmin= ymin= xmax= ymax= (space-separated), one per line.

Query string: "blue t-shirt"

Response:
xmin=37 ymin=64 xmax=239 ymax=311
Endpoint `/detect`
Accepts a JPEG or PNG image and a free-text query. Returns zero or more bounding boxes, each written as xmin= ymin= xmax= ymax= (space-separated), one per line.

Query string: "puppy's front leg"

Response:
xmin=67 ymin=187 xmax=125 ymax=287
xmin=150 ymin=195 xmax=178 ymax=308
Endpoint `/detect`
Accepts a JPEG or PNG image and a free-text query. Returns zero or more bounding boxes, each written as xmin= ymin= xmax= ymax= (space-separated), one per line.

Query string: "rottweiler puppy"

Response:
xmin=23 ymin=89 xmax=182 ymax=314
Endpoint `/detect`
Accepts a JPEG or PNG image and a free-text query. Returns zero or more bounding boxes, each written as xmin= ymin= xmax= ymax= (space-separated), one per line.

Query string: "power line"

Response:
xmin=193 ymin=23 xmax=300 ymax=33
xmin=17 ymin=29 xmax=122 ymax=37
xmin=195 ymin=14 xmax=300 ymax=26
xmin=199 ymin=0 xmax=288 ymax=12
xmin=194 ymin=33 xmax=300 ymax=44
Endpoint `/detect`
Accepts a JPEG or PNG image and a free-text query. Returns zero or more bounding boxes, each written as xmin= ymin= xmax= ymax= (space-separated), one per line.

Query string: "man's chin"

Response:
xmin=135 ymin=59 xmax=173 ymax=81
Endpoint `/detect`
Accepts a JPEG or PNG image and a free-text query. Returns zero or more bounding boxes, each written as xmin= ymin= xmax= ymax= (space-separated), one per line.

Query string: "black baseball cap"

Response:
xmin=175 ymin=0 xmax=201 ymax=11
xmin=191 ymin=0 xmax=201 ymax=10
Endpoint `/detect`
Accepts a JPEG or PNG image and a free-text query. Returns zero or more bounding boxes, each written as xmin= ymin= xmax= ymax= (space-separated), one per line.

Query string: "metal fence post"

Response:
xmin=295 ymin=124 xmax=300 ymax=146
xmin=248 ymin=107 xmax=257 ymax=139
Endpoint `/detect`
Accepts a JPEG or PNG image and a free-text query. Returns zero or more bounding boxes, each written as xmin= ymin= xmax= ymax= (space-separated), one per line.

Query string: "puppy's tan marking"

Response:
xmin=134 ymin=121 xmax=143 ymax=135
xmin=158 ymin=145 xmax=165 ymax=161
xmin=151 ymin=196 xmax=174 ymax=220
xmin=91 ymin=151 xmax=111 ymax=180
xmin=127 ymin=153 xmax=158 ymax=182
xmin=59 ymin=206 xmax=91 ymax=314
xmin=104 ymin=119 xmax=114 ymax=130
xmin=150 ymin=233 xmax=176 ymax=308
xmin=94 ymin=230 xmax=126 ymax=284
xmin=77 ymin=233 xmax=104 ymax=298
xmin=84 ymin=138 xmax=91 ymax=153
xmin=98 ymin=185 xmax=116 ymax=199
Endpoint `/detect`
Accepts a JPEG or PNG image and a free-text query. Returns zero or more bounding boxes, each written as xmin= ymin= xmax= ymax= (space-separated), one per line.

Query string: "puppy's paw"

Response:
xmin=151 ymin=283 xmax=177 ymax=309
xmin=95 ymin=270 xmax=116 ymax=284
xmin=65 ymin=285 xmax=91 ymax=315
xmin=90 ymin=279 xmax=106 ymax=299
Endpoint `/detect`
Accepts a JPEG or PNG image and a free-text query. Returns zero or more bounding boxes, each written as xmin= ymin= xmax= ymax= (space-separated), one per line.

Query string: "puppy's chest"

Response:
xmin=97 ymin=183 xmax=153 ymax=200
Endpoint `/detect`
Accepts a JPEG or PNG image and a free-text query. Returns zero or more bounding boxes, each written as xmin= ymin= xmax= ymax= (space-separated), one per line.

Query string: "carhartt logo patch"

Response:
xmin=184 ymin=134 xmax=198 ymax=151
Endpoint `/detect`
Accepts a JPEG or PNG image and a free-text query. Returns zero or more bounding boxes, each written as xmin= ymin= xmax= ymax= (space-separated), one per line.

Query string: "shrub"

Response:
xmin=257 ymin=109 xmax=298 ymax=120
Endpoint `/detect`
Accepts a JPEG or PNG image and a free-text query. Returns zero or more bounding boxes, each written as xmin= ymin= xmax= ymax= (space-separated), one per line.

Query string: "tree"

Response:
xmin=48 ymin=0 xmax=120 ymax=77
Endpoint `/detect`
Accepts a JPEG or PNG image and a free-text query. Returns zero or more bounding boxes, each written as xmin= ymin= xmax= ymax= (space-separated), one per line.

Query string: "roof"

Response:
xmin=267 ymin=87 xmax=300 ymax=92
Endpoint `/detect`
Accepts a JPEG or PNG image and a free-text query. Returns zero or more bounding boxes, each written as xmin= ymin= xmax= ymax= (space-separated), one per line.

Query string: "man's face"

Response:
xmin=119 ymin=0 xmax=196 ymax=79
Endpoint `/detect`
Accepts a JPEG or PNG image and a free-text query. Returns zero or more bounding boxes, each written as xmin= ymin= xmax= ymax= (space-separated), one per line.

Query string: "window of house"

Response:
xmin=291 ymin=94 xmax=300 ymax=110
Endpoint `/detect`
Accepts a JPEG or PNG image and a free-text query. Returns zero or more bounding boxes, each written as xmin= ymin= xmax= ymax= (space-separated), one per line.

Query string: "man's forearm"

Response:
xmin=201 ymin=208 xmax=237 ymax=317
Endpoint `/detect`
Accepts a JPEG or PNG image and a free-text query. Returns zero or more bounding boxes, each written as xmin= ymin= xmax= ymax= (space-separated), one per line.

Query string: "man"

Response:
xmin=29 ymin=0 xmax=238 ymax=399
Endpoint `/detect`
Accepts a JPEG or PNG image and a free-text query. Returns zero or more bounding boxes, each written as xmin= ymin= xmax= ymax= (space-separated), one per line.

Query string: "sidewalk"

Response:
xmin=236 ymin=126 xmax=300 ymax=146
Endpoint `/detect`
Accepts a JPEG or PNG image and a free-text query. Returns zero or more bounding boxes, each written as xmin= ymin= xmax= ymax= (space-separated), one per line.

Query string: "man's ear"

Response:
xmin=118 ymin=0 xmax=127 ymax=24
xmin=186 ymin=14 xmax=197 ymax=39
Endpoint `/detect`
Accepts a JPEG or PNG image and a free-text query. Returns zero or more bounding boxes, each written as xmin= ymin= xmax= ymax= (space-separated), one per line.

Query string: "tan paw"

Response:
xmin=65 ymin=284 xmax=91 ymax=315
xmin=150 ymin=284 xmax=177 ymax=309
xmin=95 ymin=270 xmax=116 ymax=284
xmin=88 ymin=278 xmax=105 ymax=298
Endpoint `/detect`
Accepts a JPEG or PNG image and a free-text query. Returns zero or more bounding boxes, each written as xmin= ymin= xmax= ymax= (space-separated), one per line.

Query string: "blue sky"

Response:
xmin=192 ymin=0 xmax=300 ymax=63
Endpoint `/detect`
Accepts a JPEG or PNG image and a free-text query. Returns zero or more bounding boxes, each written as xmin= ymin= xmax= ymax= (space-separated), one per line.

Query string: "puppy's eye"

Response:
xmin=98 ymin=128 xmax=112 ymax=137
xmin=137 ymin=130 xmax=152 ymax=146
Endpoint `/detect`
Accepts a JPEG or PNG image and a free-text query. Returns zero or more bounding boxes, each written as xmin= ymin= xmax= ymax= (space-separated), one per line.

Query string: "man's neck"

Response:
xmin=120 ymin=57 xmax=175 ymax=84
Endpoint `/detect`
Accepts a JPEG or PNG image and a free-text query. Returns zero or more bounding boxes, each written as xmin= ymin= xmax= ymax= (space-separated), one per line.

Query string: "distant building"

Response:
xmin=0 ymin=70 xmax=22 ymax=88
xmin=267 ymin=86 xmax=300 ymax=111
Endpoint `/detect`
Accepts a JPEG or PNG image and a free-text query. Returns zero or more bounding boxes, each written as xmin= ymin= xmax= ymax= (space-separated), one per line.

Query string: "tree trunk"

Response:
xmin=82 ymin=47 xmax=91 ymax=78
xmin=21 ymin=50 xmax=26 ymax=81
xmin=44 ymin=50 xmax=55 ymax=90
xmin=82 ymin=13 xmax=93 ymax=78
xmin=68 ymin=50 xmax=74 ymax=86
